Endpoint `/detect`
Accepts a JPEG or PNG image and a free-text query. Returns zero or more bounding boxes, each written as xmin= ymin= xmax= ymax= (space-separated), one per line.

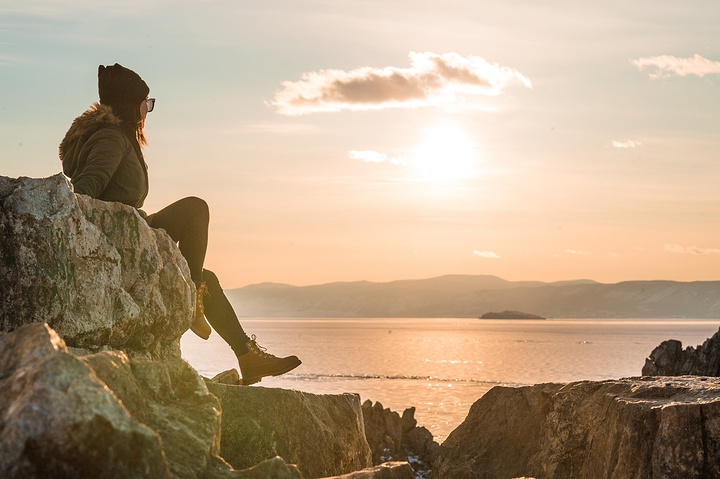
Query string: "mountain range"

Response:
xmin=225 ymin=274 xmax=720 ymax=318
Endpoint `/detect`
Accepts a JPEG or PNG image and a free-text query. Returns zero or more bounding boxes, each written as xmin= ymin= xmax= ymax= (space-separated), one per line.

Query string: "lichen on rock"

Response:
xmin=0 ymin=323 xmax=173 ymax=478
xmin=206 ymin=380 xmax=373 ymax=478
xmin=0 ymin=174 xmax=194 ymax=359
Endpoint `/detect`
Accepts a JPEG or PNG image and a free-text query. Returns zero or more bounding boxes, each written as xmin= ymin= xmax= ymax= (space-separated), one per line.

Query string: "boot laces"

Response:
xmin=248 ymin=334 xmax=278 ymax=359
xmin=195 ymin=282 xmax=209 ymax=316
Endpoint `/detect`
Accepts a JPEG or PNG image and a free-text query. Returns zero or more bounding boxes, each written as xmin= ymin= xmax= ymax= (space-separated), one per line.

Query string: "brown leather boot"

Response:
xmin=191 ymin=282 xmax=212 ymax=340
xmin=237 ymin=335 xmax=301 ymax=385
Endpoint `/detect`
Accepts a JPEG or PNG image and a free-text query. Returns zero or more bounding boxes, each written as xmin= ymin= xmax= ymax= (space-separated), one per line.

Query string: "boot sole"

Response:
xmin=240 ymin=359 xmax=302 ymax=386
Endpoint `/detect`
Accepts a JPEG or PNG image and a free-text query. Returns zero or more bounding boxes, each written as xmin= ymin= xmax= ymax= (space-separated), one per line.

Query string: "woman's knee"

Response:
xmin=202 ymin=268 xmax=220 ymax=288
xmin=183 ymin=196 xmax=209 ymax=225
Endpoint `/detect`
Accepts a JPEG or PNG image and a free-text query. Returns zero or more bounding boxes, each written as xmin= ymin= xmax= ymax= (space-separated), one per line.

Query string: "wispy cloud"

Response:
xmin=566 ymin=249 xmax=591 ymax=256
xmin=271 ymin=51 xmax=532 ymax=115
xmin=473 ymin=250 xmax=500 ymax=259
xmin=611 ymin=140 xmax=642 ymax=149
xmin=632 ymin=54 xmax=720 ymax=79
xmin=349 ymin=150 xmax=407 ymax=166
xmin=665 ymin=244 xmax=720 ymax=255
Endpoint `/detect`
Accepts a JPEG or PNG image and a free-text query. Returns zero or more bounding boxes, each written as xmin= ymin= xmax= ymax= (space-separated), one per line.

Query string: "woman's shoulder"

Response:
xmin=60 ymin=103 xmax=127 ymax=156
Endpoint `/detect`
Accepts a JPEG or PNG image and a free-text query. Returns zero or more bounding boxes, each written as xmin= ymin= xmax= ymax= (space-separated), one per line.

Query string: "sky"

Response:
xmin=2 ymin=0 xmax=720 ymax=287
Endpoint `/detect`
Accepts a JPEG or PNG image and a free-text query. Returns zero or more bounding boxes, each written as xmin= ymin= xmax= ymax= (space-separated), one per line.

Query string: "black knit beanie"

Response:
xmin=98 ymin=63 xmax=149 ymax=107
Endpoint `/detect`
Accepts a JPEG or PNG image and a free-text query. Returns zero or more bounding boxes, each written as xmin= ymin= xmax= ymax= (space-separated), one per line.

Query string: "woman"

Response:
xmin=59 ymin=63 xmax=300 ymax=385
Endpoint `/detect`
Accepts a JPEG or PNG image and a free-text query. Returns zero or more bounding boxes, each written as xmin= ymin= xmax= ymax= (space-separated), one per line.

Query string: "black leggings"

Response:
xmin=146 ymin=197 xmax=250 ymax=356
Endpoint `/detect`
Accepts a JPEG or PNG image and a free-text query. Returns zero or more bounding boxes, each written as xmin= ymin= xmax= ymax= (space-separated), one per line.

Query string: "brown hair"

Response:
xmin=112 ymin=101 xmax=147 ymax=156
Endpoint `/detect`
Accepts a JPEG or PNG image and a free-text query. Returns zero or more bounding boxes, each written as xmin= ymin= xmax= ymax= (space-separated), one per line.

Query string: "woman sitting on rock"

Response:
xmin=58 ymin=63 xmax=300 ymax=385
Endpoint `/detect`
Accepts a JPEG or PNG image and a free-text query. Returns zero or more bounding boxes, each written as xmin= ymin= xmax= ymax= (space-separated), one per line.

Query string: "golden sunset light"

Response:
xmin=411 ymin=124 xmax=479 ymax=182
xmin=3 ymin=2 xmax=720 ymax=476
xmin=4 ymin=2 xmax=720 ymax=290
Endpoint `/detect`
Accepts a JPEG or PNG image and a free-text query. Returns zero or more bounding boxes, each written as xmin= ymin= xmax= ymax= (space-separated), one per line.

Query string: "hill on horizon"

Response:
xmin=225 ymin=275 xmax=720 ymax=319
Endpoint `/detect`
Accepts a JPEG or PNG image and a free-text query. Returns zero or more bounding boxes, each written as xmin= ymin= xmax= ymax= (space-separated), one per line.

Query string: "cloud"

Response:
xmin=271 ymin=51 xmax=532 ymax=115
xmin=611 ymin=140 xmax=642 ymax=149
xmin=566 ymin=249 xmax=591 ymax=256
xmin=632 ymin=54 xmax=720 ymax=79
xmin=349 ymin=150 xmax=407 ymax=166
xmin=473 ymin=250 xmax=500 ymax=259
xmin=665 ymin=244 xmax=720 ymax=255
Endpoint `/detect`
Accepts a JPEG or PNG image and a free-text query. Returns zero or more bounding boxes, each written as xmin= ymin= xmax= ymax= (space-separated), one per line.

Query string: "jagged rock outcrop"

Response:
xmin=0 ymin=174 xmax=194 ymax=359
xmin=434 ymin=377 xmax=720 ymax=479
xmin=205 ymin=380 xmax=372 ymax=478
xmin=362 ymin=400 xmax=403 ymax=464
xmin=642 ymin=327 xmax=720 ymax=376
xmin=361 ymin=400 xmax=438 ymax=476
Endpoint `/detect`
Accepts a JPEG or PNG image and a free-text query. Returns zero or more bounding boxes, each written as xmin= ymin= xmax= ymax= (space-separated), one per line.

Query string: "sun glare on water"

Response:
xmin=411 ymin=124 xmax=479 ymax=182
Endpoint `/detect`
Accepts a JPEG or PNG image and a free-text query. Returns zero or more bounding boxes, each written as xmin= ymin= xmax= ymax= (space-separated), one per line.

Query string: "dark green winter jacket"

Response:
xmin=59 ymin=103 xmax=149 ymax=209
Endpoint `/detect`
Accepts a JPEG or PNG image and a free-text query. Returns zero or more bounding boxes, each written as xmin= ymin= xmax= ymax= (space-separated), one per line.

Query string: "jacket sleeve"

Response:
xmin=71 ymin=129 xmax=126 ymax=198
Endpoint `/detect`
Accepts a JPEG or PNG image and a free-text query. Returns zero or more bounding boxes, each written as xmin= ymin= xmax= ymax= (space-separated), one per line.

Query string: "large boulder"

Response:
xmin=643 ymin=327 xmax=720 ymax=376
xmin=434 ymin=377 xmax=720 ymax=479
xmin=0 ymin=174 xmax=194 ymax=359
xmin=206 ymin=380 xmax=373 ymax=478
xmin=0 ymin=322 xmax=306 ymax=479
xmin=0 ymin=322 xmax=172 ymax=478
xmin=82 ymin=351 xmax=222 ymax=478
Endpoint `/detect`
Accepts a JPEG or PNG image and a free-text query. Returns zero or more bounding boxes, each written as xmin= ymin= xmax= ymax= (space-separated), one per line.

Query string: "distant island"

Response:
xmin=480 ymin=310 xmax=545 ymax=320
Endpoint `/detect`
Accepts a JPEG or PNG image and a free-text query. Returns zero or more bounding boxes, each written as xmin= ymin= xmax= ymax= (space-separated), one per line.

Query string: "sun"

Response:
xmin=411 ymin=124 xmax=479 ymax=182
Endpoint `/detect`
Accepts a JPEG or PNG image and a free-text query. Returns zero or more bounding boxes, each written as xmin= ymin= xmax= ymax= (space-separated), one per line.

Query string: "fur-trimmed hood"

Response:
xmin=58 ymin=103 xmax=148 ymax=208
xmin=59 ymin=103 xmax=121 ymax=162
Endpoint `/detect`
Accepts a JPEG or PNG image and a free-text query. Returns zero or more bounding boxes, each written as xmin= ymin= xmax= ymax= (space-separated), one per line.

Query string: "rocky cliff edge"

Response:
xmin=434 ymin=377 xmax=720 ymax=479
xmin=0 ymin=175 xmax=410 ymax=479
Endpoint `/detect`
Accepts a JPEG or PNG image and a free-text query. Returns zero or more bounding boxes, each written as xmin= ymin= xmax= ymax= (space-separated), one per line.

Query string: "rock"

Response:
xmin=204 ymin=456 xmax=304 ymax=479
xmin=321 ymin=461 xmax=414 ymax=478
xmin=0 ymin=323 xmax=172 ymax=478
xmin=403 ymin=427 xmax=435 ymax=461
xmin=82 ymin=350 xmax=222 ymax=478
xmin=400 ymin=407 xmax=417 ymax=432
xmin=433 ymin=377 xmax=720 ymax=479
xmin=361 ymin=401 xmax=438 ymax=477
xmin=0 ymin=174 xmax=194 ymax=359
xmin=212 ymin=368 xmax=241 ymax=385
xmin=206 ymin=381 xmax=372 ymax=478
xmin=643 ymin=328 xmax=720 ymax=376
xmin=362 ymin=400 xmax=403 ymax=464
xmin=0 ymin=322 xmax=312 ymax=479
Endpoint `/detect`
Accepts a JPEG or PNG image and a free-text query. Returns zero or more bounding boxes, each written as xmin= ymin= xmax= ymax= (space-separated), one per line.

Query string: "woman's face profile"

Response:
xmin=140 ymin=99 xmax=149 ymax=121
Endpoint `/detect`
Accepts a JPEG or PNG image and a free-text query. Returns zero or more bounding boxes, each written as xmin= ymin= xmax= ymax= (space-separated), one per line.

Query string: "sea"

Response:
xmin=180 ymin=317 xmax=720 ymax=443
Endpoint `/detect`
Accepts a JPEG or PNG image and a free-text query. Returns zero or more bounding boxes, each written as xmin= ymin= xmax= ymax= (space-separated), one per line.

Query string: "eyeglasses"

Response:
xmin=146 ymin=98 xmax=156 ymax=112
